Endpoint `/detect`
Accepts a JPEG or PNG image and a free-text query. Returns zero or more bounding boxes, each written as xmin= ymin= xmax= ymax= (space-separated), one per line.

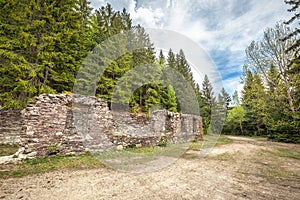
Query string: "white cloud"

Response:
xmin=128 ymin=0 xmax=165 ymax=28
xmin=90 ymin=0 xmax=106 ymax=8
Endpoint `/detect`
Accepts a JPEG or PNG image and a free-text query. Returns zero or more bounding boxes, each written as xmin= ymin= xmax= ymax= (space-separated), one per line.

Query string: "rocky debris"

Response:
xmin=0 ymin=147 xmax=37 ymax=164
xmin=116 ymin=145 xmax=123 ymax=150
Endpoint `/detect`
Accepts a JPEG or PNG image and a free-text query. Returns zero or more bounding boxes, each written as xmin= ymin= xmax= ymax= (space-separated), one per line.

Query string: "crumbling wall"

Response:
xmin=22 ymin=94 xmax=114 ymax=156
xmin=0 ymin=94 xmax=203 ymax=156
xmin=111 ymin=110 xmax=203 ymax=147
xmin=0 ymin=109 xmax=24 ymax=144
xmin=111 ymin=110 xmax=169 ymax=147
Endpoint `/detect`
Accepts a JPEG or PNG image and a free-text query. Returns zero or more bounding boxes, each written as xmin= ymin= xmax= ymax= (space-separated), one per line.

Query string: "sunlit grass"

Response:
xmin=273 ymin=148 xmax=300 ymax=160
xmin=0 ymin=144 xmax=19 ymax=156
xmin=0 ymin=135 xmax=234 ymax=178
xmin=0 ymin=152 xmax=104 ymax=178
xmin=188 ymin=135 xmax=233 ymax=151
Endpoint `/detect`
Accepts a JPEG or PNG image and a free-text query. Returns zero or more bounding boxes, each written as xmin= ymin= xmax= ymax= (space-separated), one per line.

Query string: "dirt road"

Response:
xmin=1 ymin=136 xmax=299 ymax=199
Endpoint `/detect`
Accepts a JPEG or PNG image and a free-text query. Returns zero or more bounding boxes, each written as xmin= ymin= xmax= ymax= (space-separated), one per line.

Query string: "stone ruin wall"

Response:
xmin=0 ymin=109 xmax=24 ymax=145
xmin=0 ymin=94 xmax=203 ymax=157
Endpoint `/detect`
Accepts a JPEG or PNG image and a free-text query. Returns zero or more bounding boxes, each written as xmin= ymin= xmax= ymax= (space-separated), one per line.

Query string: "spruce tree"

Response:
xmin=167 ymin=49 xmax=176 ymax=69
xmin=242 ymin=72 xmax=267 ymax=136
xmin=0 ymin=0 xmax=37 ymax=108
xmin=218 ymin=88 xmax=231 ymax=111
xmin=283 ymin=0 xmax=300 ymax=55
xmin=232 ymin=90 xmax=240 ymax=106
xmin=201 ymin=74 xmax=215 ymax=134
xmin=161 ymin=85 xmax=177 ymax=112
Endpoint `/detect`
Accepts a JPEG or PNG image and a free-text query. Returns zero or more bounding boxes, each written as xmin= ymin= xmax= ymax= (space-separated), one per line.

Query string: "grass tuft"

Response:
xmin=0 ymin=144 xmax=19 ymax=156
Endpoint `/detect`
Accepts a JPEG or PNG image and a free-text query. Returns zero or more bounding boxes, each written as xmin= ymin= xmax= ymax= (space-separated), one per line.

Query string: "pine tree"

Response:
xmin=283 ymin=0 xmax=300 ymax=55
xmin=214 ymin=88 xmax=231 ymax=134
xmin=158 ymin=49 xmax=166 ymax=66
xmin=161 ymin=85 xmax=177 ymax=112
xmin=167 ymin=49 xmax=176 ymax=69
xmin=218 ymin=88 xmax=231 ymax=111
xmin=0 ymin=0 xmax=87 ymax=107
xmin=242 ymin=72 xmax=267 ymax=136
xmin=91 ymin=5 xmax=158 ymax=110
xmin=25 ymin=0 xmax=88 ymax=93
xmin=201 ymin=75 xmax=215 ymax=134
xmin=0 ymin=0 xmax=38 ymax=108
xmin=175 ymin=49 xmax=192 ymax=82
xmin=232 ymin=90 xmax=240 ymax=106
xmin=164 ymin=49 xmax=200 ymax=114
xmin=195 ymin=83 xmax=205 ymax=115
xmin=77 ymin=0 xmax=94 ymax=53
xmin=144 ymin=88 xmax=161 ymax=114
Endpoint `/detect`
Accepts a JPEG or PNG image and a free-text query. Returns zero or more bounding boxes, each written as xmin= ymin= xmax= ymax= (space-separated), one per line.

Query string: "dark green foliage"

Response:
xmin=89 ymin=5 xmax=159 ymax=111
xmin=0 ymin=0 xmax=93 ymax=108
xmin=218 ymin=88 xmax=231 ymax=112
xmin=242 ymin=72 xmax=268 ymax=136
xmin=0 ymin=0 xmax=38 ymax=108
xmin=201 ymin=75 xmax=216 ymax=134
xmin=161 ymin=85 xmax=177 ymax=112
xmin=215 ymin=88 xmax=231 ymax=135
xmin=268 ymin=121 xmax=300 ymax=143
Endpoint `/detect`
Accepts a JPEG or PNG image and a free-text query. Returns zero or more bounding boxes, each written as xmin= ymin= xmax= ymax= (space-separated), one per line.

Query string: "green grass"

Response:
xmin=0 ymin=152 xmax=105 ymax=179
xmin=0 ymin=136 xmax=234 ymax=177
xmin=273 ymin=148 xmax=300 ymax=160
xmin=0 ymin=144 xmax=19 ymax=156
xmin=0 ymin=144 xmax=189 ymax=177
xmin=188 ymin=135 xmax=233 ymax=151
xmin=188 ymin=141 xmax=203 ymax=151
xmin=216 ymin=136 xmax=233 ymax=145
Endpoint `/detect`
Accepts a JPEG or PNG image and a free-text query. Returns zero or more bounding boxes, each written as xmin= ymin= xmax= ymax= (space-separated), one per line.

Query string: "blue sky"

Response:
xmin=90 ymin=0 xmax=291 ymax=96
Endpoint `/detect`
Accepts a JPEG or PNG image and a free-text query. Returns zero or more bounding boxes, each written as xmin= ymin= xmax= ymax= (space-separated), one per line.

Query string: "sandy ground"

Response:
xmin=1 ymin=136 xmax=299 ymax=200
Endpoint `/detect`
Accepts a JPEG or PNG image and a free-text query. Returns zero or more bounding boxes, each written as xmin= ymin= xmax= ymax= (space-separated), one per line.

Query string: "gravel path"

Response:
xmin=1 ymin=136 xmax=299 ymax=200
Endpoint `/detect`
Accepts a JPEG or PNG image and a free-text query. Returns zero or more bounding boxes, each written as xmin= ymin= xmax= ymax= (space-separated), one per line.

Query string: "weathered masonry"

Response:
xmin=0 ymin=94 xmax=203 ymax=156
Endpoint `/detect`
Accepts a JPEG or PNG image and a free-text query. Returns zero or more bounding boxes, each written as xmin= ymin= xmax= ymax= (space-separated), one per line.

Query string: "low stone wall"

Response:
xmin=0 ymin=94 xmax=203 ymax=156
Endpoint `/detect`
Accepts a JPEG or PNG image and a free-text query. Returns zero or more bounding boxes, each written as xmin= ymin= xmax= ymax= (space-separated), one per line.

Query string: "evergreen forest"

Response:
xmin=0 ymin=0 xmax=299 ymax=143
